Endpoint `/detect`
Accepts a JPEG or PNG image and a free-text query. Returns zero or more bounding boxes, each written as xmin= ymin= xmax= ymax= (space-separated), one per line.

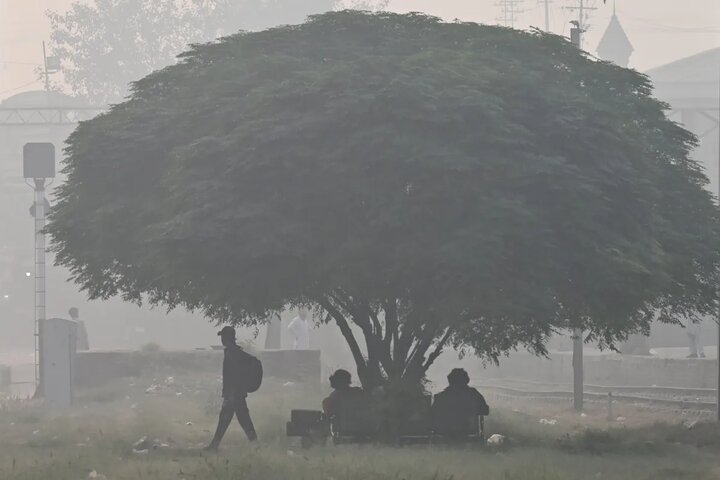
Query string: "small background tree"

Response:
xmin=46 ymin=0 xmax=387 ymax=104
xmin=49 ymin=12 xmax=720 ymax=395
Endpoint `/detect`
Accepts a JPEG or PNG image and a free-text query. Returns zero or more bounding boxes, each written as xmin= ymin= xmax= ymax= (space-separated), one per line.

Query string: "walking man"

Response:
xmin=206 ymin=326 xmax=258 ymax=450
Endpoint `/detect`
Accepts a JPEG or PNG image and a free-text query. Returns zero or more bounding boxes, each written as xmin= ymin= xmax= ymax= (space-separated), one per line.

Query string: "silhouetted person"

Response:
xmin=432 ymin=368 xmax=489 ymax=438
xmin=322 ymin=369 xmax=363 ymax=419
xmin=206 ymin=326 xmax=257 ymax=451
xmin=69 ymin=307 xmax=89 ymax=351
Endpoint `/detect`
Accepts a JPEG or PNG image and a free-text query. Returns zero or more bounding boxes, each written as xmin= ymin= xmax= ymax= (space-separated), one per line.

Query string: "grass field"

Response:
xmin=1 ymin=374 xmax=719 ymax=480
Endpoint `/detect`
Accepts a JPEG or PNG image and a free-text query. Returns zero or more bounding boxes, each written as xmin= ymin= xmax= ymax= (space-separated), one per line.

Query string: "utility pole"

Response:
xmin=569 ymin=19 xmax=584 ymax=412
xmin=23 ymin=143 xmax=55 ymax=391
xmin=543 ymin=0 xmax=552 ymax=32
xmin=496 ymin=0 xmax=525 ymax=29
xmin=42 ymin=42 xmax=50 ymax=92
xmin=41 ymin=42 xmax=60 ymax=92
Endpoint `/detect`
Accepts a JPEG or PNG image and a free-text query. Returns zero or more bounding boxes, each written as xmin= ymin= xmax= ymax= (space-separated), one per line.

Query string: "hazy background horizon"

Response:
xmin=1 ymin=0 xmax=719 ymax=99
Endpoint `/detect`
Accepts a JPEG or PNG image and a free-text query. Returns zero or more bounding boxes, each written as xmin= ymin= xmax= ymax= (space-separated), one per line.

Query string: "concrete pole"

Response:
xmin=544 ymin=0 xmax=550 ymax=31
xmin=572 ymin=328 xmax=584 ymax=411
xmin=569 ymin=25 xmax=584 ymax=412
xmin=33 ymin=178 xmax=46 ymax=388
xmin=42 ymin=42 xmax=50 ymax=92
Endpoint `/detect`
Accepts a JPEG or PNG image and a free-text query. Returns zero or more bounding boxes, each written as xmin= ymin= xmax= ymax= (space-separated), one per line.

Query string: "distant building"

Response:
xmin=596 ymin=6 xmax=633 ymax=67
xmin=647 ymin=48 xmax=720 ymax=198
xmin=646 ymin=48 xmax=720 ymax=348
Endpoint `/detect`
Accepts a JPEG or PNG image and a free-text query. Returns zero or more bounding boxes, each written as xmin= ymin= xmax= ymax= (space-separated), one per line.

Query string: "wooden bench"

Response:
xmin=286 ymin=393 xmax=487 ymax=446
xmin=330 ymin=394 xmax=377 ymax=444
xmin=286 ymin=409 xmax=330 ymax=448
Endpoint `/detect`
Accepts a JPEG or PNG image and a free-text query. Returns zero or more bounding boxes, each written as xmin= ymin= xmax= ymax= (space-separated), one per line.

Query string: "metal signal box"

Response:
xmin=23 ymin=143 xmax=55 ymax=179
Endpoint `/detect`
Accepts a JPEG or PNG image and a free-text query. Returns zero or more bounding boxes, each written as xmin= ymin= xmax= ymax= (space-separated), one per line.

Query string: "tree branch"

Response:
xmin=422 ymin=328 xmax=452 ymax=371
xmin=318 ymin=296 xmax=367 ymax=379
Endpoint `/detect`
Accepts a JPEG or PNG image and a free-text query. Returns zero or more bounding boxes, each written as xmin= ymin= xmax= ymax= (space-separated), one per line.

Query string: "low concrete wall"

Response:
xmin=74 ymin=349 xmax=321 ymax=388
xmin=483 ymin=352 xmax=717 ymax=388
xmin=0 ymin=365 xmax=10 ymax=392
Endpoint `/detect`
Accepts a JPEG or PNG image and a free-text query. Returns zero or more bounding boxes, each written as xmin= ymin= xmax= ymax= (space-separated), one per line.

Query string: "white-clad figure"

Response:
xmin=287 ymin=308 xmax=310 ymax=350
xmin=686 ymin=321 xmax=705 ymax=358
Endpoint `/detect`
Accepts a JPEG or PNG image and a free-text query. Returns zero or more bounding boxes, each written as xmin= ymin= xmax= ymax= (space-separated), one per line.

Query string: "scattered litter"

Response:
xmin=487 ymin=434 xmax=505 ymax=447
xmin=283 ymin=382 xmax=295 ymax=387
xmin=134 ymin=436 xmax=158 ymax=452
xmin=87 ymin=470 xmax=107 ymax=479
xmin=133 ymin=436 xmax=151 ymax=452
xmin=32 ymin=430 xmax=40 ymax=435
xmin=131 ymin=435 xmax=168 ymax=454
xmin=287 ymin=450 xmax=296 ymax=456
xmin=580 ymin=413 xmax=587 ymax=418
xmin=539 ymin=418 xmax=558 ymax=425
xmin=615 ymin=416 xmax=626 ymax=423
xmin=683 ymin=420 xmax=698 ymax=430
xmin=145 ymin=385 xmax=160 ymax=394
xmin=130 ymin=403 xmax=139 ymax=409
xmin=186 ymin=422 xmax=193 ymax=426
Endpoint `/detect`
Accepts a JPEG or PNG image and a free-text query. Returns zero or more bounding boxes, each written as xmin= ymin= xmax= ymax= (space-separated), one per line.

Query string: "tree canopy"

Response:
xmin=49 ymin=11 xmax=720 ymax=388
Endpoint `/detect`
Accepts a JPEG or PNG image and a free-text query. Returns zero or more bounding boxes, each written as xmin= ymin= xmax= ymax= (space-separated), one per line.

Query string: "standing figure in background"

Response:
xmin=69 ymin=307 xmax=89 ymax=351
xmin=686 ymin=321 xmax=705 ymax=358
xmin=264 ymin=312 xmax=282 ymax=350
xmin=287 ymin=308 xmax=310 ymax=350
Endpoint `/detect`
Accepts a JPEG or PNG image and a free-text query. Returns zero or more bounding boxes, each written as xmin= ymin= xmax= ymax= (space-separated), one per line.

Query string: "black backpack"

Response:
xmin=239 ymin=352 xmax=263 ymax=394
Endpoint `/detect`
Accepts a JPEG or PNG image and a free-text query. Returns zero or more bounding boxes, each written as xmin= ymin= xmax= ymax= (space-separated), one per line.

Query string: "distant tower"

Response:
xmin=496 ymin=0 xmax=524 ymax=29
xmin=596 ymin=2 xmax=633 ymax=67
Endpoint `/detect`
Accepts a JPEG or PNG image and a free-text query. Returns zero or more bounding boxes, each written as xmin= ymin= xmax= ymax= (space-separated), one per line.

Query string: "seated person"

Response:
xmin=322 ymin=369 xmax=364 ymax=419
xmin=432 ymin=368 xmax=489 ymax=437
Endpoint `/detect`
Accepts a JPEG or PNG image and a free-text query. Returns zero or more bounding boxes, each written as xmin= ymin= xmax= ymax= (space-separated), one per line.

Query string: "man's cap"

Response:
xmin=217 ymin=326 xmax=236 ymax=337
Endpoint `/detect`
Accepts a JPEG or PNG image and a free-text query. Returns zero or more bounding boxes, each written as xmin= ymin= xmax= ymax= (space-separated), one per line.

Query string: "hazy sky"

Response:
xmin=391 ymin=0 xmax=720 ymax=70
xmin=1 ymin=0 xmax=719 ymax=99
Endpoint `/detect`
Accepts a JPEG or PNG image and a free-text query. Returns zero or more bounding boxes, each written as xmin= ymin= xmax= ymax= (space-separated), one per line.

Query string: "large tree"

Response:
xmin=48 ymin=0 xmax=388 ymax=104
xmin=49 ymin=12 xmax=720 ymax=390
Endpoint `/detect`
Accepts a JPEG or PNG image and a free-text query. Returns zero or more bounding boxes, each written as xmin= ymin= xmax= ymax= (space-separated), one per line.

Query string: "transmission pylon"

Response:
xmin=496 ymin=0 xmax=525 ymax=29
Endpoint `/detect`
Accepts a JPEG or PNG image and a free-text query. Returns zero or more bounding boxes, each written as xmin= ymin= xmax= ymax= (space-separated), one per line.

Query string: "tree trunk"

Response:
xmin=320 ymin=295 xmax=449 ymax=392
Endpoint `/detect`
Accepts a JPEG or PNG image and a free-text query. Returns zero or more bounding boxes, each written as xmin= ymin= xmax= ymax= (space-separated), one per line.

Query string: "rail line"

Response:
xmin=487 ymin=377 xmax=716 ymax=397
xmin=478 ymin=379 xmax=717 ymax=413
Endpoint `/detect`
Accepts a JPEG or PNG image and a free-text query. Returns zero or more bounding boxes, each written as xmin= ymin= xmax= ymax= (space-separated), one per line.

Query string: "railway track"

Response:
xmin=478 ymin=378 xmax=718 ymax=413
